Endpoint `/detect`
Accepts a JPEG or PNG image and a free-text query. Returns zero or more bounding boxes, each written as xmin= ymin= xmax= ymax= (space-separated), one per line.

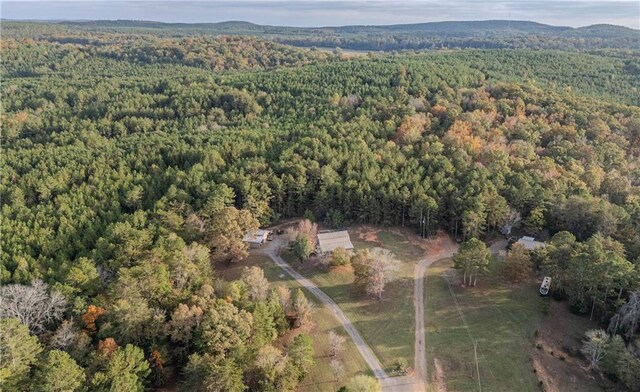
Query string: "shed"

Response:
xmin=317 ymin=231 xmax=354 ymax=253
xmin=243 ymin=229 xmax=269 ymax=248
xmin=515 ymin=236 xmax=545 ymax=250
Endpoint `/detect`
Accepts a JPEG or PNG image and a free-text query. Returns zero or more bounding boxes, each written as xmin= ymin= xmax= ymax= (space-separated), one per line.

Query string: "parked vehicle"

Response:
xmin=267 ymin=232 xmax=274 ymax=241
xmin=540 ymin=276 xmax=552 ymax=296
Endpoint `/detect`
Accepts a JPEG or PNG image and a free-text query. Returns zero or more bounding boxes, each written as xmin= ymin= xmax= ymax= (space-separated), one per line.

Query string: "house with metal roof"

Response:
xmin=317 ymin=231 xmax=354 ymax=253
xmin=243 ymin=229 xmax=269 ymax=248
xmin=515 ymin=236 xmax=545 ymax=250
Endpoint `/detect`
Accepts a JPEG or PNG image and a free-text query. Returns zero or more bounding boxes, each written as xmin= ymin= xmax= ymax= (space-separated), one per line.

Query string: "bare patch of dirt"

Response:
xmin=531 ymin=349 xmax=601 ymax=392
xmin=532 ymin=300 xmax=608 ymax=392
xmin=274 ymin=324 xmax=316 ymax=350
xmin=352 ymin=225 xmax=382 ymax=244
xmin=537 ymin=301 xmax=598 ymax=359
xmin=408 ymin=230 xmax=457 ymax=257
xmin=432 ymin=358 xmax=448 ymax=392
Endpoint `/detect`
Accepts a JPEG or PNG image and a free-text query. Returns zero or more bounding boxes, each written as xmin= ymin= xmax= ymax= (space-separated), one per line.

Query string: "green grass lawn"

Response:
xmin=424 ymin=258 xmax=543 ymax=392
xmin=218 ymin=254 xmax=370 ymax=391
xmin=282 ymin=227 xmax=425 ymax=373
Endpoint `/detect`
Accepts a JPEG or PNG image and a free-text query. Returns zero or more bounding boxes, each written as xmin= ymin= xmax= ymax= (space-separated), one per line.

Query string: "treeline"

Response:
xmin=278 ymin=31 xmax=640 ymax=52
xmin=1 ymin=31 xmax=640 ymax=390
xmin=96 ymin=36 xmax=330 ymax=71
xmin=1 ymin=32 xmax=330 ymax=78
xmin=6 ymin=20 xmax=638 ymax=51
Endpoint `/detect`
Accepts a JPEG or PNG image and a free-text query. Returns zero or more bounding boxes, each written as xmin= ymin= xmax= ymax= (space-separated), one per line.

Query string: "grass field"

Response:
xmin=424 ymin=258 xmax=543 ymax=392
xmin=217 ymin=254 xmax=370 ymax=391
xmin=282 ymin=227 xmax=425 ymax=373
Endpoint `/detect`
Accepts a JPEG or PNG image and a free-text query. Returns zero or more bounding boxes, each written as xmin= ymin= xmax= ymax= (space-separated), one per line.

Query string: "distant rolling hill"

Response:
xmin=6 ymin=19 xmax=639 ymax=50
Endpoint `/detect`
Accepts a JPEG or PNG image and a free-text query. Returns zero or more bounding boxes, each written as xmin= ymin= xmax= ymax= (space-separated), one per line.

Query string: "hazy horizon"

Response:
xmin=2 ymin=1 xmax=639 ymax=29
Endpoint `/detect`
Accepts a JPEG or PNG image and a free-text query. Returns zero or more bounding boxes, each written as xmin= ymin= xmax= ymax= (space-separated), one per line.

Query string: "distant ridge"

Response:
xmin=44 ymin=19 xmax=634 ymax=32
xmin=4 ymin=19 xmax=638 ymax=51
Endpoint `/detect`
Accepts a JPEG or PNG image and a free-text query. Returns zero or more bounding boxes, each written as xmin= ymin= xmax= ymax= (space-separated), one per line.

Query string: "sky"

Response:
xmin=2 ymin=0 xmax=639 ymax=29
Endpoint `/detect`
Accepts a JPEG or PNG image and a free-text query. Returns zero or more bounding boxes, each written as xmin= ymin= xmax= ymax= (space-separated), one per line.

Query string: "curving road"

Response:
xmin=258 ymin=238 xmax=389 ymax=381
xmin=413 ymin=236 xmax=458 ymax=386
xmin=257 ymin=228 xmax=468 ymax=391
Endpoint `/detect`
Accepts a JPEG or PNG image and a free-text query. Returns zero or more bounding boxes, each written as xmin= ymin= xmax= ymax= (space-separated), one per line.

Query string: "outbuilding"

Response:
xmin=243 ymin=229 xmax=269 ymax=248
xmin=317 ymin=230 xmax=354 ymax=253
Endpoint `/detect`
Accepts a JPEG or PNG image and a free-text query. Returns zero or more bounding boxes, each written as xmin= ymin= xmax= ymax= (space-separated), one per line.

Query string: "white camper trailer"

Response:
xmin=540 ymin=276 xmax=552 ymax=296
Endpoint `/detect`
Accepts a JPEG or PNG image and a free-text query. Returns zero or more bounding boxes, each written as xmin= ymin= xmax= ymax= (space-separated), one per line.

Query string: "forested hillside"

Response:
xmin=7 ymin=19 xmax=637 ymax=51
xmin=1 ymin=24 xmax=639 ymax=391
xmin=1 ymin=32 xmax=330 ymax=77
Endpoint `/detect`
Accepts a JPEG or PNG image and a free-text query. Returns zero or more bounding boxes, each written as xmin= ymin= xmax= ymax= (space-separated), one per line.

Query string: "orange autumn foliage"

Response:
xmin=82 ymin=305 xmax=106 ymax=333
xmin=97 ymin=337 xmax=118 ymax=357
xmin=395 ymin=113 xmax=430 ymax=144
xmin=13 ymin=111 xmax=29 ymax=123
xmin=445 ymin=120 xmax=485 ymax=155
xmin=431 ymin=104 xmax=447 ymax=119
xmin=149 ymin=350 xmax=164 ymax=371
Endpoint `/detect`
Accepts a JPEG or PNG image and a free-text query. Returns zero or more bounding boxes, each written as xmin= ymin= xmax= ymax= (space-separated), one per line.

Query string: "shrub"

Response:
xmin=331 ymin=247 xmax=351 ymax=267
xmin=391 ymin=358 xmax=408 ymax=375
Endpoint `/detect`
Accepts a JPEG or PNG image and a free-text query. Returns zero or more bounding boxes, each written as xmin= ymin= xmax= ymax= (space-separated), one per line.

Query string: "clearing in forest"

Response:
xmin=424 ymin=257 xmax=547 ymax=392
xmin=282 ymin=226 xmax=425 ymax=374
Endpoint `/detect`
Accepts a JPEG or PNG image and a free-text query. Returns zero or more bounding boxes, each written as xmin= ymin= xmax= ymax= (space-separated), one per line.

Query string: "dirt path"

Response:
xmin=257 ymin=237 xmax=389 ymax=382
xmin=258 ymin=224 xmax=461 ymax=391
xmin=413 ymin=234 xmax=458 ymax=388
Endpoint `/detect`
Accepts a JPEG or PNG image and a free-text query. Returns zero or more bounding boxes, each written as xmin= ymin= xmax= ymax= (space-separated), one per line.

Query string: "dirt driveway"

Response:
xmin=413 ymin=233 xmax=458 ymax=388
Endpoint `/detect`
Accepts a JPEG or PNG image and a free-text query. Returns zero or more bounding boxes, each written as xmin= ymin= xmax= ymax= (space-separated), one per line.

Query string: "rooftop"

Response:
xmin=243 ymin=229 xmax=269 ymax=244
xmin=515 ymin=236 xmax=545 ymax=250
xmin=317 ymin=230 xmax=354 ymax=253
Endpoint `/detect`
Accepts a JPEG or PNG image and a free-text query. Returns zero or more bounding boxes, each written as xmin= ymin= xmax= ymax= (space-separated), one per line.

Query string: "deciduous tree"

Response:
xmin=0 ymin=280 xmax=67 ymax=333
xmin=291 ymin=289 xmax=313 ymax=329
xmin=199 ymin=300 xmax=252 ymax=357
xmin=328 ymin=330 xmax=346 ymax=357
xmin=345 ymin=374 xmax=381 ymax=392
xmin=331 ymin=247 xmax=351 ymax=267
xmin=453 ymin=238 xmax=490 ymax=286
xmin=503 ymin=244 xmax=531 ymax=282
xmin=581 ymin=329 xmax=609 ymax=369
xmin=352 ymin=248 xmax=399 ymax=300
xmin=167 ymin=304 xmax=203 ymax=343
xmin=206 ymin=206 xmax=258 ymax=263
xmin=241 ymin=266 xmax=270 ymax=301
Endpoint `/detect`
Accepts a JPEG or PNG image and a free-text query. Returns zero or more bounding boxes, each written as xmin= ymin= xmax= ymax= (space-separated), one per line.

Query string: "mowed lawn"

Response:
xmin=282 ymin=227 xmax=425 ymax=373
xmin=424 ymin=258 xmax=543 ymax=392
xmin=217 ymin=254 xmax=370 ymax=392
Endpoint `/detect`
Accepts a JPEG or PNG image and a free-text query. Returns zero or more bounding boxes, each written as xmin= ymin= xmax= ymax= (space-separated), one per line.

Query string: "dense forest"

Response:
xmin=5 ymin=19 xmax=638 ymax=51
xmin=1 ymin=23 xmax=640 ymax=391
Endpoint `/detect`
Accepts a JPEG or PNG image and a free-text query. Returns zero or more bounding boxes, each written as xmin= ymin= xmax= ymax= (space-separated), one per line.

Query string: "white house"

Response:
xmin=317 ymin=231 xmax=354 ymax=253
xmin=243 ymin=229 xmax=269 ymax=248
xmin=515 ymin=236 xmax=545 ymax=250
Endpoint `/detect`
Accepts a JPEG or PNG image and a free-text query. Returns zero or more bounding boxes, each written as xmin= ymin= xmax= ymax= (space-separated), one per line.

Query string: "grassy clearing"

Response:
xmin=424 ymin=258 xmax=543 ymax=392
xmin=217 ymin=255 xmax=370 ymax=392
xmin=282 ymin=227 xmax=424 ymax=373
